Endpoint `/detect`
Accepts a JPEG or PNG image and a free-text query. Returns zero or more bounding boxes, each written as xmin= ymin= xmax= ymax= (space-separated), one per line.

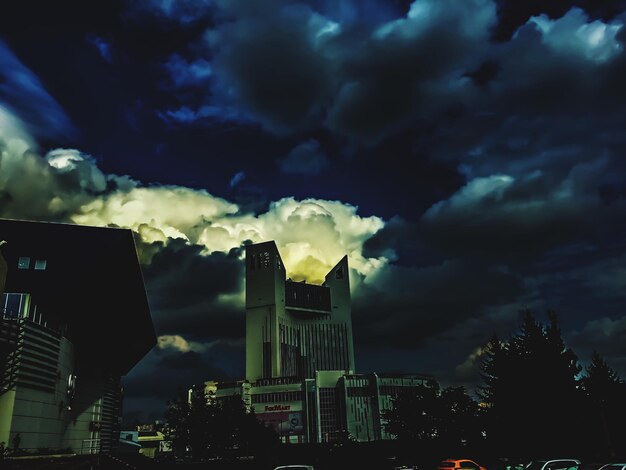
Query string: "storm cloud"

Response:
xmin=3 ymin=0 xmax=626 ymax=417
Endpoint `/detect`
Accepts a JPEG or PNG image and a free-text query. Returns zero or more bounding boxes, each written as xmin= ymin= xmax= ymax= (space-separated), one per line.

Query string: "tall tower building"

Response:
xmin=245 ymin=241 xmax=355 ymax=382
xmin=207 ymin=240 xmax=433 ymax=444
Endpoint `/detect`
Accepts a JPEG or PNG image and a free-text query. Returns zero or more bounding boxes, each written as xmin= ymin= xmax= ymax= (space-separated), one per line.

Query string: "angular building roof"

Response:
xmin=0 ymin=218 xmax=155 ymax=375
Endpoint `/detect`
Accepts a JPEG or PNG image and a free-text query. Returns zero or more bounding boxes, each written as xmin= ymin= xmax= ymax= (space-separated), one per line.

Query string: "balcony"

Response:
xmin=285 ymin=281 xmax=331 ymax=313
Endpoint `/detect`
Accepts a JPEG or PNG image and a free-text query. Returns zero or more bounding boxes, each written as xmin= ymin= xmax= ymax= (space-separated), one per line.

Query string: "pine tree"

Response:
xmin=581 ymin=351 xmax=626 ymax=456
xmin=478 ymin=310 xmax=583 ymax=455
xmin=582 ymin=351 xmax=625 ymax=402
xmin=477 ymin=333 xmax=505 ymax=407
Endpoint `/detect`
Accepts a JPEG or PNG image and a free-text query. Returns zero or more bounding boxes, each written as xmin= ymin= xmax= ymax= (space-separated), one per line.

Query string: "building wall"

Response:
xmin=372 ymin=374 xmax=434 ymax=440
xmin=0 ymin=318 xmax=75 ymax=452
xmin=0 ymin=316 xmax=123 ymax=455
xmin=245 ymin=242 xmax=355 ymax=382
xmin=0 ymin=220 xmax=154 ymax=455
xmin=204 ymin=373 xmax=435 ymax=444
xmin=63 ymin=371 xmax=123 ymax=454
xmin=339 ymin=375 xmax=376 ymax=442
xmin=246 ymin=242 xmax=285 ymax=381
xmin=237 ymin=241 xmax=436 ymax=444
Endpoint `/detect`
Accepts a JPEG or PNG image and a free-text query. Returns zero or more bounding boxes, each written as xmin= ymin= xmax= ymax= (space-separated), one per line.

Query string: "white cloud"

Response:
xmin=157 ymin=334 xmax=209 ymax=353
xmin=374 ymin=0 xmax=496 ymax=40
xmin=0 ymin=107 xmax=387 ymax=284
xmin=423 ymin=174 xmax=515 ymax=221
xmin=46 ymin=149 xmax=107 ymax=192
xmin=528 ymin=8 xmax=623 ymax=63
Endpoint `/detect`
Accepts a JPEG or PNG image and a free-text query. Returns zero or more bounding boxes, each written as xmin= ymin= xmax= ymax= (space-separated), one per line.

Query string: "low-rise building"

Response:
xmin=202 ymin=371 xmax=435 ymax=444
xmin=0 ymin=219 xmax=156 ymax=455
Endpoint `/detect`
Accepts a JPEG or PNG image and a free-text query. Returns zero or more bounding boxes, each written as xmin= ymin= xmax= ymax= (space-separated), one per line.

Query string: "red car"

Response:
xmin=439 ymin=459 xmax=487 ymax=470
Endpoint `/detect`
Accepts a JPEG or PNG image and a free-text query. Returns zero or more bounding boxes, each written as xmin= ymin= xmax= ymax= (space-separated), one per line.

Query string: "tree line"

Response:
xmin=383 ymin=310 xmax=626 ymax=459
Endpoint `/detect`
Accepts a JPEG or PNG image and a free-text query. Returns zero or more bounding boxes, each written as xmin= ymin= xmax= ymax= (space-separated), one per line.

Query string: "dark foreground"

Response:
xmin=1 ymin=442 xmax=625 ymax=470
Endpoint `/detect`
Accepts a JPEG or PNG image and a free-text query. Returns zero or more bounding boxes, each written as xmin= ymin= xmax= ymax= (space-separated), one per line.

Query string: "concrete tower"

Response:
xmin=245 ymin=241 xmax=355 ymax=382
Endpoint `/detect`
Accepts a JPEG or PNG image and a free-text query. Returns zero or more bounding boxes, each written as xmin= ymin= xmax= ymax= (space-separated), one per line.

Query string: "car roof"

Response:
xmin=274 ymin=466 xmax=314 ymax=469
xmin=441 ymin=460 xmax=479 ymax=464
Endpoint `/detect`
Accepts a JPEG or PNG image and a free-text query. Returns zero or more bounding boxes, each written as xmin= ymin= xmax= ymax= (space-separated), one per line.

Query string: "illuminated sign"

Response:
xmin=265 ymin=404 xmax=290 ymax=412
xmin=256 ymin=411 xmax=304 ymax=436
xmin=137 ymin=424 xmax=155 ymax=432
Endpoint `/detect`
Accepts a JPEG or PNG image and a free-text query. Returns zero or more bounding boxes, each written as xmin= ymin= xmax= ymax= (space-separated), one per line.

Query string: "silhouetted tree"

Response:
xmin=164 ymin=388 xmax=192 ymax=456
xmin=439 ymin=386 xmax=482 ymax=450
xmin=165 ymin=385 xmax=213 ymax=459
xmin=383 ymin=382 xmax=482 ymax=453
xmin=209 ymin=395 xmax=279 ymax=458
xmin=581 ymin=351 xmax=626 ymax=457
xmin=165 ymin=385 xmax=279 ymax=462
xmin=383 ymin=383 xmax=440 ymax=442
xmin=479 ymin=310 xmax=582 ymax=456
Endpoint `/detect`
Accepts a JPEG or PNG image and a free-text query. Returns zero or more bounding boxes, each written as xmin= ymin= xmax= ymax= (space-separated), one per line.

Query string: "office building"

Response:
xmin=199 ymin=241 xmax=436 ymax=444
xmin=245 ymin=241 xmax=355 ymax=382
xmin=338 ymin=373 xmax=435 ymax=442
xmin=0 ymin=219 xmax=156 ymax=455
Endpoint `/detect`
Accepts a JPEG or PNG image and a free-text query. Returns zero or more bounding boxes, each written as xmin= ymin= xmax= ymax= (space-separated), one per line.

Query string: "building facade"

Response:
xmin=0 ymin=219 xmax=156 ymax=455
xmin=245 ymin=241 xmax=355 ymax=382
xmin=205 ymin=371 xmax=434 ymax=444
xmin=198 ymin=241 xmax=436 ymax=444
xmin=338 ymin=373 xmax=436 ymax=442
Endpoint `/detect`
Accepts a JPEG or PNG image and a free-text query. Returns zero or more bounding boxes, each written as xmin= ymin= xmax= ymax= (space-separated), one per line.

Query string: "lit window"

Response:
xmin=260 ymin=251 xmax=270 ymax=268
xmin=34 ymin=259 xmax=47 ymax=271
xmin=18 ymin=257 xmax=30 ymax=270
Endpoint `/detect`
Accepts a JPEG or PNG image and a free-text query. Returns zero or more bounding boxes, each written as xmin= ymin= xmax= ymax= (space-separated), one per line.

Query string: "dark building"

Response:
xmin=0 ymin=218 xmax=155 ymax=454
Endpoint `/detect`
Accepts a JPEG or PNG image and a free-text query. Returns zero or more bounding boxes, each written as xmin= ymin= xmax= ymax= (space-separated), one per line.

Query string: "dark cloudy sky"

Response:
xmin=2 ymin=0 xmax=626 ymax=422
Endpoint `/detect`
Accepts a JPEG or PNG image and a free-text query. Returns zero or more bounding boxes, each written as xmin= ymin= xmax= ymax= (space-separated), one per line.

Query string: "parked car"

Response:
xmin=525 ymin=459 xmax=581 ymax=470
xmin=488 ymin=457 xmax=526 ymax=470
xmin=580 ymin=462 xmax=608 ymax=470
xmin=273 ymin=466 xmax=314 ymax=470
xmin=598 ymin=464 xmax=626 ymax=470
xmin=439 ymin=459 xmax=487 ymax=470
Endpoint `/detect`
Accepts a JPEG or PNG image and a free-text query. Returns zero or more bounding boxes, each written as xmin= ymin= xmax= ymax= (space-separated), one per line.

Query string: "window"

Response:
xmin=336 ymin=267 xmax=344 ymax=279
xmin=260 ymin=251 xmax=270 ymax=268
xmin=34 ymin=259 xmax=47 ymax=271
xmin=460 ymin=462 xmax=480 ymax=470
xmin=18 ymin=257 xmax=30 ymax=269
xmin=546 ymin=462 xmax=578 ymax=470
